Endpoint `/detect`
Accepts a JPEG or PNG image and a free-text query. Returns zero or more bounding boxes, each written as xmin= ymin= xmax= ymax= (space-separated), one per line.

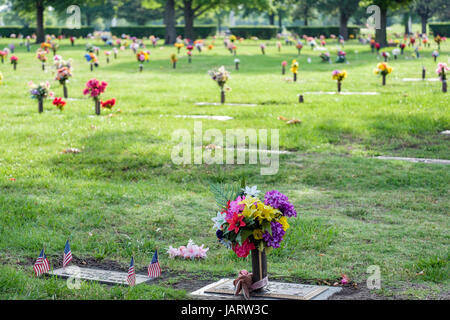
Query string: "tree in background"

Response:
xmin=413 ymin=0 xmax=441 ymax=34
xmin=116 ymin=0 xmax=162 ymax=26
xmin=292 ymin=0 xmax=317 ymax=26
xmin=361 ymin=0 xmax=412 ymax=47
xmin=319 ymin=0 xmax=361 ymax=39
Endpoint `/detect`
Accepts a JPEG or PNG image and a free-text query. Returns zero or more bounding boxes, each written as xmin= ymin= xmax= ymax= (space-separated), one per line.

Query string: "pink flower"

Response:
xmin=340 ymin=274 xmax=349 ymax=285
xmin=232 ymin=239 xmax=255 ymax=258
xmin=167 ymin=246 xmax=179 ymax=258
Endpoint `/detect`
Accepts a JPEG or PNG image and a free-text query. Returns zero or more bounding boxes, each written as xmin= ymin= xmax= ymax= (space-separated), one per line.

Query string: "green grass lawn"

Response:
xmin=0 ymin=35 xmax=448 ymax=300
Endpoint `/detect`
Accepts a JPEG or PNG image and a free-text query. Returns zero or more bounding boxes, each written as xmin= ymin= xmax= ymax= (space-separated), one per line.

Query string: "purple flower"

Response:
xmin=262 ymin=221 xmax=285 ymax=248
xmin=264 ymin=190 xmax=297 ymax=217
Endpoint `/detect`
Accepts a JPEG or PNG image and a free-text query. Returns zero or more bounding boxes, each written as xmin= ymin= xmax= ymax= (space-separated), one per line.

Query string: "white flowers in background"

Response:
xmin=167 ymin=240 xmax=209 ymax=260
xmin=212 ymin=211 xmax=225 ymax=230
xmin=392 ymin=48 xmax=400 ymax=56
xmin=234 ymin=58 xmax=240 ymax=64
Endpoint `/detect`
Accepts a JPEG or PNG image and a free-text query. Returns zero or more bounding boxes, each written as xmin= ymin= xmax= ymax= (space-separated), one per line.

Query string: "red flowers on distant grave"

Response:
xmin=83 ymin=79 xmax=108 ymax=115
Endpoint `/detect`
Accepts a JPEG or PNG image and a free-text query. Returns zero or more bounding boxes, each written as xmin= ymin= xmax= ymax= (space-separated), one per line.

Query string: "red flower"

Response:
xmin=232 ymin=239 xmax=255 ymax=258
xmin=52 ymin=97 xmax=66 ymax=108
xmin=227 ymin=213 xmax=246 ymax=234
xmin=101 ymin=98 xmax=116 ymax=109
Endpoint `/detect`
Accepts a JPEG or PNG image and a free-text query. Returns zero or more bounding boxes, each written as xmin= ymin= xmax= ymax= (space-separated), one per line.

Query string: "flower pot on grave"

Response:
xmin=251 ymin=249 xmax=268 ymax=291
xmin=293 ymin=73 xmax=297 ymax=82
xmin=422 ymin=68 xmax=426 ymax=80
xmin=338 ymin=81 xmax=342 ymax=93
xmin=94 ymin=98 xmax=101 ymax=115
xmin=443 ymin=79 xmax=447 ymax=93
xmin=38 ymin=98 xmax=43 ymax=113
xmin=382 ymin=74 xmax=386 ymax=86
xmin=282 ymin=66 xmax=285 ymax=75
xmin=220 ymin=89 xmax=225 ymax=104
xmin=63 ymin=84 xmax=68 ymax=99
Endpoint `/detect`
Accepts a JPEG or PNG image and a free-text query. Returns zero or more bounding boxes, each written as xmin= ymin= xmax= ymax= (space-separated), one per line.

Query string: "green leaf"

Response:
xmin=209 ymin=182 xmax=241 ymax=210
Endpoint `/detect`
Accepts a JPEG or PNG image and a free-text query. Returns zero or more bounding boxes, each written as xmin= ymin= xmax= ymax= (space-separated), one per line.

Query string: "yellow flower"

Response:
xmin=290 ymin=59 xmax=299 ymax=74
xmin=279 ymin=216 xmax=289 ymax=231
xmin=253 ymin=229 xmax=263 ymax=240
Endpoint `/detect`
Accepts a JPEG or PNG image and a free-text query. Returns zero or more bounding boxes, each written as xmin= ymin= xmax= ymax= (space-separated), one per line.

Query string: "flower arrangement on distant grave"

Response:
xmin=432 ymin=50 xmax=439 ymax=62
xmin=104 ymin=51 xmax=111 ymax=64
xmin=370 ymin=39 xmax=376 ymax=52
xmin=113 ymin=47 xmax=118 ymax=59
xmin=0 ymin=49 xmax=8 ymax=63
xmin=29 ymin=81 xmax=54 ymax=113
xmin=137 ymin=51 xmax=149 ymax=72
xmin=84 ymin=52 xmax=99 ymax=71
xmin=8 ymin=43 xmax=15 ymax=53
xmin=434 ymin=35 xmax=444 ymax=50
xmin=194 ymin=40 xmax=204 ymax=53
xmin=336 ymin=50 xmax=346 ymax=63
xmin=54 ymin=58 xmax=73 ymax=99
xmin=276 ymin=41 xmax=281 ymax=52
xmin=36 ymin=48 xmax=48 ymax=70
xmin=332 ymin=70 xmax=347 ymax=93
xmin=290 ymin=59 xmax=299 ymax=82
xmin=230 ymin=35 xmax=237 ymax=43
xmin=83 ymin=78 xmax=108 ymax=115
xmin=52 ymin=97 xmax=66 ymax=111
xmin=10 ymin=55 xmax=18 ymax=70
xmin=234 ymin=58 xmax=240 ymax=70
xmin=167 ymin=240 xmax=209 ymax=260
xmin=375 ymin=42 xmax=381 ymax=53
xmin=208 ymin=44 xmax=214 ymax=50
xmin=170 ymin=53 xmax=178 ymax=69
xmin=208 ymin=66 xmax=231 ymax=104
xmin=400 ymin=43 xmax=406 ymax=54
xmin=174 ymin=42 xmax=184 ymax=53
xmin=320 ymin=52 xmax=330 ymax=63
xmin=422 ymin=37 xmax=429 ymax=47
xmin=374 ymin=62 xmax=393 ymax=86
xmin=260 ymin=43 xmax=266 ymax=55
xmin=436 ymin=63 xmax=449 ymax=93
xmin=70 ymin=36 xmax=75 ymax=46
xmin=392 ymin=48 xmax=400 ymax=60
xmin=381 ymin=51 xmax=390 ymax=62
xmin=281 ymin=60 xmax=287 ymax=75
xmin=50 ymin=41 xmax=59 ymax=56
xmin=210 ymin=183 xmax=297 ymax=296
xmin=187 ymin=50 xmax=193 ymax=63
xmin=296 ymin=41 xmax=303 ymax=55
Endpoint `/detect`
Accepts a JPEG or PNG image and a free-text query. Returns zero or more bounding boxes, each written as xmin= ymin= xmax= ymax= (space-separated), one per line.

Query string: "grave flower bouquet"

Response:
xmin=52 ymin=97 xmax=66 ymax=111
xmin=392 ymin=48 xmax=400 ymax=59
xmin=436 ymin=63 xmax=449 ymax=92
xmin=101 ymin=98 xmax=116 ymax=110
xmin=36 ymin=48 xmax=48 ymax=63
xmin=211 ymin=184 xmax=297 ymax=258
xmin=29 ymin=81 xmax=53 ymax=113
xmin=432 ymin=50 xmax=439 ymax=62
xmin=83 ymin=78 xmax=108 ymax=115
xmin=0 ymin=49 xmax=8 ymax=63
xmin=55 ymin=60 xmax=73 ymax=98
xmin=374 ymin=62 xmax=392 ymax=85
xmin=320 ymin=52 xmax=330 ymax=63
xmin=290 ymin=59 xmax=299 ymax=81
xmin=336 ymin=50 xmax=346 ymax=63
xmin=10 ymin=55 xmax=18 ymax=70
xmin=174 ymin=42 xmax=184 ymax=53
xmin=208 ymin=66 xmax=231 ymax=103
xmin=332 ymin=70 xmax=347 ymax=92
xmin=381 ymin=51 xmax=390 ymax=62
xmin=0 ymin=71 xmax=3 ymax=85
xmin=296 ymin=41 xmax=303 ymax=55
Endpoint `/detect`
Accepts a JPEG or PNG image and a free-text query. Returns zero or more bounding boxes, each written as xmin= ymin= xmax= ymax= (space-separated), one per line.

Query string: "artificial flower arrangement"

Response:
xmin=370 ymin=39 xmax=376 ymax=52
xmin=211 ymin=183 xmax=297 ymax=293
xmin=54 ymin=59 xmax=73 ymax=99
xmin=435 ymin=63 xmax=449 ymax=93
xmin=194 ymin=40 xmax=204 ymax=53
xmin=70 ymin=36 xmax=75 ymax=46
xmin=29 ymin=81 xmax=54 ymax=113
xmin=281 ymin=60 xmax=287 ymax=75
xmin=392 ymin=48 xmax=400 ymax=60
xmin=8 ymin=43 xmax=15 ymax=53
xmin=290 ymin=59 xmax=299 ymax=82
xmin=320 ymin=52 xmax=330 ymax=63
xmin=104 ymin=51 xmax=111 ymax=64
xmin=167 ymin=240 xmax=209 ymax=260
xmin=170 ymin=53 xmax=178 ymax=69
xmin=230 ymin=35 xmax=237 ymax=43
xmin=375 ymin=42 xmax=381 ymax=53
xmin=0 ymin=49 xmax=8 ymax=63
xmin=422 ymin=37 xmax=429 ymax=47
xmin=84 ymin=52 xmax=99 ymax=71
xmin=296 ymin=41 xmax=303 ymax=55
xmin=234 ymin=58 xmax=240 ymax=70
xmin=374 ymin=62 xmax=393 ymax=86
xmin=400 ymin=43 xmax=406 ymax=54
xmin=36 ymin=48 xmax=48 ymax=70
xmin=10 ymin=55 xmax=18 ymax=70
xmin=50 ymin=41 xmax=59 ymax=56
xmin=336 ymin=50 xmax=346 ymax=63
xmin=52 ymin=97 xmax=66 ymax=111
xmin=260 ymin=43 xmax=266 ymax=55
xmin=137 ymin=50 xmax=149 ymax=72
xmin=186 ymin=44 xmax=194 ymax=52
xmin=381 ymin=51 xmax=390 ymax=62
xmin=187 ymin=50 xmax=193 ymax=63
xmin=83 ymin=78 xmax=108 ymax=115
xmin=332 ymin=70 xmax=347 ymax=92
xmin=208 ymin=66 xmax=231 ymax=104
xmin=101 ymin=98 xmax=116 ymax=111
xmin=434 ymin=35 xmax=442 ymax=49
xmin=174 ymin=42 xmax=184 ymax=53
xmin=208 ymin=44 xmax=214 ymax=50
xmin=432 ymin=50 xmax=439 ymax=62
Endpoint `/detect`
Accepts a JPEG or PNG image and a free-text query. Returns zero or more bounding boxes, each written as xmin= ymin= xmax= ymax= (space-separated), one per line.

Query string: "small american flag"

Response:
xmin=148 ymin=250 xmax=161 ymax=278
xmin=63 ymin=240 xmax=72 ymax=268
xmin=127 ymin=257 xmax=136 ymax=286
xmin=33 ymin=249 xmax=50 ymax=276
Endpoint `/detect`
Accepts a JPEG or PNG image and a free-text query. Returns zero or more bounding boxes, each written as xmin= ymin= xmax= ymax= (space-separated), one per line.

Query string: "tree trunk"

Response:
xmin=421 ymin=15 xmax=427 ymax=35
xmin=36 ymin=0 xmax=45 ymax=44
xmin=339 ymin=10 xmax=349 ymax=40
xmin=164 ymin=0 xmax=177 ymax=44
xmin=304 ymin=17 xmax=308 ymax=26
xmin=269 ymin=13 xmax=275 ymax=25
xmin=375 ymin=7 xmax=388 ymax=48
xmin=278 ymin=14 xmax=282 ymax=29
xmin=183 ymin=0 xmax=195 ymax=40
xmin=404 ymin=14 xmax=410 ymax=35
